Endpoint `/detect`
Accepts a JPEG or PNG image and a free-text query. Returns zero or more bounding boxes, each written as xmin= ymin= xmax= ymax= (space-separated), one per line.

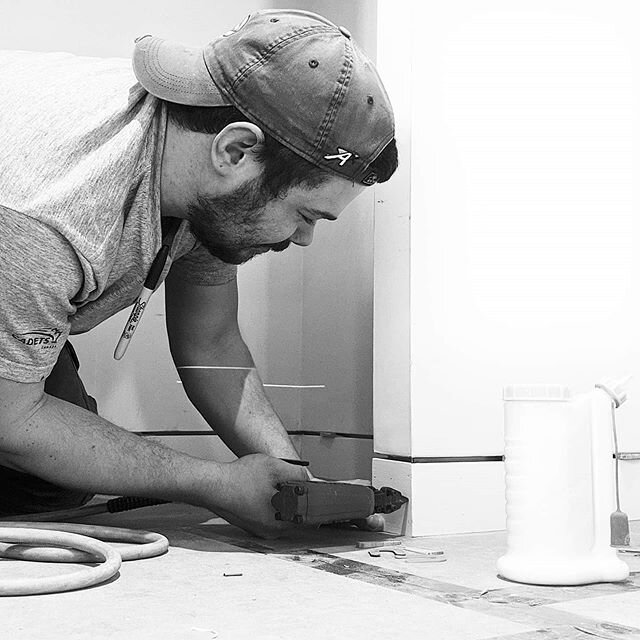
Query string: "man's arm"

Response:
xmin=164 ymin=271 xmax=301 ymax=460
xmin=0 ymin=210 xmax=306 ymax=535
xmin=0 ymin=376 xmax=307 ymax=536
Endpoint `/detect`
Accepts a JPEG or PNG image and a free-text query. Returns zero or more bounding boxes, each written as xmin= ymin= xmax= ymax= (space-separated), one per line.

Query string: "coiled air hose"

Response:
xmin=0 ymin=496 xmax=170 ymax=596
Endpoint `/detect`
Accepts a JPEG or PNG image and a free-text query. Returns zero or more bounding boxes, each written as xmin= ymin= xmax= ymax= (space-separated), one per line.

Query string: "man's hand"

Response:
xmin=0 ymin=378 xmax=302 ymax=535
xmin=211 ymin=454 xmax=309 ymax=539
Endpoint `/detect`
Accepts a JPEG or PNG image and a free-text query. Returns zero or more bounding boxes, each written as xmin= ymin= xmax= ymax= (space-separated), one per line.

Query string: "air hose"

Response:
xmin=0 ymin=496 xmax=170 ymax=596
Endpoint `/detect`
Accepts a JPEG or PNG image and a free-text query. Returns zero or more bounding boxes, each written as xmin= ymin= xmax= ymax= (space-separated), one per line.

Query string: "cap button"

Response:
xmin=339 ymin=26 xmax=352 ymax=39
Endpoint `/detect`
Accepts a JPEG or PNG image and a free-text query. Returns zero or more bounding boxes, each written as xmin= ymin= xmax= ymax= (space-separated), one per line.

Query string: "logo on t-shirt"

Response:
xmin=12 ymin=327 xmax=62 ymax=350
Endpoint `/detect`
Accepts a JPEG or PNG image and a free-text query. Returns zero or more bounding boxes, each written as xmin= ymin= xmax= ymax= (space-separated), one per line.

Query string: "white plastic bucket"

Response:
xmin=497 ymin=383 xmax=629 ymax=585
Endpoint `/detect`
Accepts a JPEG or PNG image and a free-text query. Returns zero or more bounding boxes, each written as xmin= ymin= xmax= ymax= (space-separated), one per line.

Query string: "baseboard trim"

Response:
xmin=136 ymin=430 xmax=374 ymax=439
xmin=375 ymin=454 xmax=504 ymax=463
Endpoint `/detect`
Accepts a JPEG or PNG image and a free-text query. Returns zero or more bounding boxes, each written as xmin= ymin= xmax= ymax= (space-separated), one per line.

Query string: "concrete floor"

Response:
xmin=1 ymin=504 xmax=640 ymax=640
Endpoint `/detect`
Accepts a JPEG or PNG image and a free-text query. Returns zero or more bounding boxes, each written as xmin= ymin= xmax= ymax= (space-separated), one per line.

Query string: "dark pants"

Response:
xmin=0 ymin=342 xmax=96 ymax=515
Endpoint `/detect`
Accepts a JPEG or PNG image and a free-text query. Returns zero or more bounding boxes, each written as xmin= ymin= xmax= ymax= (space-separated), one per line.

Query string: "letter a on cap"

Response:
xmin=324 ymin=148 xmax=355 ymax=166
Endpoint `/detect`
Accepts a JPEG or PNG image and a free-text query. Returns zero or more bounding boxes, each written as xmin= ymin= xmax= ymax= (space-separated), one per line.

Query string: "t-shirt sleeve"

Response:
xmin=0 ymin=208 xmax=83 ymax=383
xmin=169 ymin=242 xmax=237 ymax=286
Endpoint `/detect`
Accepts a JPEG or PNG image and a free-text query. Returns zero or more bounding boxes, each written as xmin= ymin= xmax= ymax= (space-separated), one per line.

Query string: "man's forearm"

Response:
xmin=177 ymin=334 xmax=300 ymax=460
xmin=0 ymin=374 xmax=309 ymax=537
xmin=0 ymin=393 xmax=221 ymax=506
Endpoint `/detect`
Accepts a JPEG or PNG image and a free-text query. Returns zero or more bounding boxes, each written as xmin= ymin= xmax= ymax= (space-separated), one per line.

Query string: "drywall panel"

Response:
xmin=10 ymin=0 xmax=313 ymax=436
xmin=374 ymin=0 xmax=640 ymax=459
xmin=300 ymin=189 xmax=377 ymax=436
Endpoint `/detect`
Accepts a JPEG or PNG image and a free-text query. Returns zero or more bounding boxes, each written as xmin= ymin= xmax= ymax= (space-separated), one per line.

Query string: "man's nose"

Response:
xmin=290 ymin=225 xmax=315 ymax=247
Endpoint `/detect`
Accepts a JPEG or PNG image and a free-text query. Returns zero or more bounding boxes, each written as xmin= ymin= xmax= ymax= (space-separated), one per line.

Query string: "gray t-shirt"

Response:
xmin=0 ymin=50 xmax=236 ymax=383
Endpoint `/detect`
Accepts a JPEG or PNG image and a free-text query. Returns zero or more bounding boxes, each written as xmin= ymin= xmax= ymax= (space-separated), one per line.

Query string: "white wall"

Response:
xmin=0 ymin=1 xmax=268 ymax=57
xmin=374 ymin=0 xmax=640 ymax=534
xmin=3 ymin=0 xmax=379 ymax=478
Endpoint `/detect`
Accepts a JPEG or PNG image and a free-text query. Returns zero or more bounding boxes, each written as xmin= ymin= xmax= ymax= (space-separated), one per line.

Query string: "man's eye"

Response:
xmin=299 ymin=212 xmax=315 ymax=224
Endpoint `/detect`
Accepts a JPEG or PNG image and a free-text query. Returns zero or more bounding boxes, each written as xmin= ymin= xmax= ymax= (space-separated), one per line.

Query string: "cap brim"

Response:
xmin=132 ymin=36 xmax=231 ymax=107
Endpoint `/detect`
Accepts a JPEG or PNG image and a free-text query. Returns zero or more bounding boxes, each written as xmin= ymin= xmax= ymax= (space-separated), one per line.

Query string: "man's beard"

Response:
xmin=186 ymin=177 xmax=291 ymax=265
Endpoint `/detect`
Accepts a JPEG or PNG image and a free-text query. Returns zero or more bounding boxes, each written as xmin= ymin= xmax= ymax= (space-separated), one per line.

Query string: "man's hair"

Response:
xmin=165 ymin=103 xmax=398 ymax=198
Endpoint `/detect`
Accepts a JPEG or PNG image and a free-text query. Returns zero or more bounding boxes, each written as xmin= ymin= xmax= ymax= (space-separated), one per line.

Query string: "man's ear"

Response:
xmin=210 ymin=122 xmax=265 ymax=172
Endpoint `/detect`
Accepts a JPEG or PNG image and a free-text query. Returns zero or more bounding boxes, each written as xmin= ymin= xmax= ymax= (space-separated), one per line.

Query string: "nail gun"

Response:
xmin=271 ymin=481 xmax=408 ymax=526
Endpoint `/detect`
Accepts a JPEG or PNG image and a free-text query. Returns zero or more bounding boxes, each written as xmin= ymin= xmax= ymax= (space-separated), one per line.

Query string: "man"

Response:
xmin=0 ymin=9 xmax=397 ymax=537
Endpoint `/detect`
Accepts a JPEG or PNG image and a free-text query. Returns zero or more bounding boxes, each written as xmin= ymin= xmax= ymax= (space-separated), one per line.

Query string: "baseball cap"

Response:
xmin=132 ymin=9 xmax=394 ymax=185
